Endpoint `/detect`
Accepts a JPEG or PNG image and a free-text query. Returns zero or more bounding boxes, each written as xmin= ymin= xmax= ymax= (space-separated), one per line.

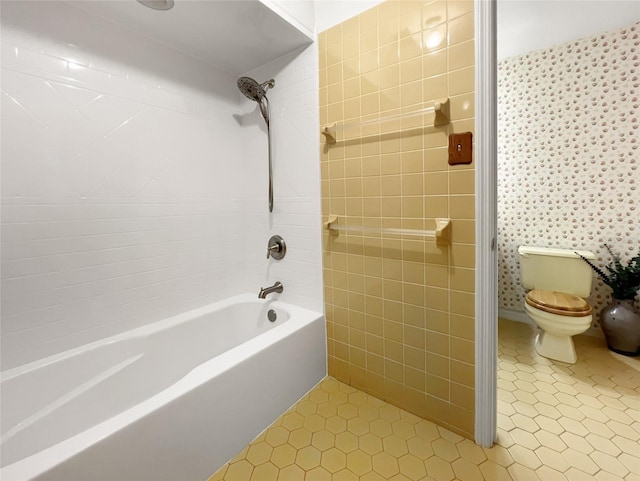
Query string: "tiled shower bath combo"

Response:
xmin=1 ymin=0 xmax=639 ymax=480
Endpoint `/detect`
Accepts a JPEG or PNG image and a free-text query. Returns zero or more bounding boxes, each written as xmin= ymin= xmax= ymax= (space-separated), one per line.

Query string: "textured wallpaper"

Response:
xmin=498 ymin=23 xmax=640 ymax=329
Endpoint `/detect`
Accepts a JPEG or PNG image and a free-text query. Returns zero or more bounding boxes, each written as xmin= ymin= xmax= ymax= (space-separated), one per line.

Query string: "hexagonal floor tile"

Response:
xmin=209 ymin=319 xmax=639 ymax=481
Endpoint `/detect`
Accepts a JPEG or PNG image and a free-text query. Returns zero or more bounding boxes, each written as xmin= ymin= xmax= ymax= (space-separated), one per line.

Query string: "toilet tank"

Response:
xmin=518 ymin=246 xmax=596 ymax=298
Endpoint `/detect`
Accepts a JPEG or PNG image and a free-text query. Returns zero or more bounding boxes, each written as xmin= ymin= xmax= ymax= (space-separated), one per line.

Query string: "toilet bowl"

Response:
xmin=518 ymin=246 xmax=596 ymax=364
xmin=524 ymin=290 xmax=593 ymax=363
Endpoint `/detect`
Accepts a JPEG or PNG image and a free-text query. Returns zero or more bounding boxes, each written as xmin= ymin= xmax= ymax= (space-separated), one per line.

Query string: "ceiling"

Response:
xmin=497 ymin=0 xmax=640 ymax=60
xmin=68 ymin=0 xmax=313 ymax=75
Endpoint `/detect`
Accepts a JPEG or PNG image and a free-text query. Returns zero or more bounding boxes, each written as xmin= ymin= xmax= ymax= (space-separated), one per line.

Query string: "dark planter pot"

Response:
xmin=600 ymin=299 xmax=640 ymax=356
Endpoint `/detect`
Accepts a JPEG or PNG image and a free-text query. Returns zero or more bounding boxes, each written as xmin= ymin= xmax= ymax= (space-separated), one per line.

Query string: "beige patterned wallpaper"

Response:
xmin=497 ymin=23 xmax=640 ymax=329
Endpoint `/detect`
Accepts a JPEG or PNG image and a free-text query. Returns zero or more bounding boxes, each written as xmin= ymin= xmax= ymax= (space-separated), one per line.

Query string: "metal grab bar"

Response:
xmin=323 ymin=215 xmax=451 ymax=245
xmin=321 ymin=98 xmax=450 ymax=143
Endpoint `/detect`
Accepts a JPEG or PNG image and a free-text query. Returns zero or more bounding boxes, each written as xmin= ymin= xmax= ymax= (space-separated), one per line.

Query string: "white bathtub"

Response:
xmin=0 ymin=294 xmax=326 ymax=481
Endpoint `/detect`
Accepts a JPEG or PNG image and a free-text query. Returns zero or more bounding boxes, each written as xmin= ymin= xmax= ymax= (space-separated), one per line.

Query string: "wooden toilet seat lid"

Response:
xmin=525 ymin=289 xmax=593 ymax=317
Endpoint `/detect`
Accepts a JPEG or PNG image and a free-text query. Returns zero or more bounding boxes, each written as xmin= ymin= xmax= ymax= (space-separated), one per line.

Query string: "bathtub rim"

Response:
xmin=0 ymin=293 xmax=324 ymax=481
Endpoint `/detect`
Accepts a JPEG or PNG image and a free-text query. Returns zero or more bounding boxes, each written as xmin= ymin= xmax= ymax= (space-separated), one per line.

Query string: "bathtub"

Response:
xmin=0 ymin=294 xmax=326 ymax=481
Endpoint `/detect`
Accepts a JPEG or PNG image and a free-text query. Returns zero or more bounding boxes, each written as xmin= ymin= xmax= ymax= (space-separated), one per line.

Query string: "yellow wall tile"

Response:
xmin=450 ymin=382 xmax=474 ymax=410
xmin=343 ymin=35 xmax=360 ymax=59
xmin=359 ymin=6 xmax=378 ymax=31
xmin=426 ymin=331 xmax=449 ymax=357
xmin=401 ymin=150 xmax=422 ymax=173
xmin=343 ymin=56 xmax=360 ymax=80
xmin=450 ymin=195 xmax=475 ymax=219
xmin=426 ymin=286 xmax=449 ymax=311
xmin=380 ymin=87 xmax=401 ymax=111
xmin=405 ymin=345 xmax=426 ymax=370
xmin=378 ymin=18 xmax=399 ymax=47
xmin=360 ymin=27 xmax=378 ymax=53
xmin=404 ymin=304 xmax=426 ymax=328
xmin=426 ymin=374 xmax=450 ymax=400
xmin=448 ymin=12 xmax=474 ymax=46
xmin=424 ymin=147 xmax=449 ymax=171
xmin=449 ymin=66 xmax=475 ymax=95
xmin=450 ymin=291 xmax=475 ymax=317
xmin=381 ymin=153 xmax=401 ymax=175
xmin=450 ymin=169 xmax=475 ymax=194
xmin=450 ymin=314 xmax=474 ymax=341
xmin=345 ymin=178 xmax=363 ymax=197
xmin=450 ymin=243 xmax=475 ymax=268
xmin=327 ymin=24 xmax=342 ymax=46
xmin=320 ymin=0 xmax=474 ymax=439
xmin=426 ymin=352 xmax=449 ymax=378
xmin=449 ymin=405 xmax=473 ymax=438
xmin=399 ymin=12 xmax=422 ymax=38
xmin=367 ymin=352 xmax=385 ymax=374
xmin=385 ymin=339 xmax=404 ymax=362
xmin=422 ymin=25 xmax=447 ymax=52
xmin=405 ymin=366 xmax=426 ymax=390
xmin=450 ymin=267 xmax=475 ymax=293
xmin=378 ymin=0 xmax=399 ymax=24
xmin=449 ymin=40 xmax=475 ymax=70
xmin=379 ymin=64 xmax=400 ymax=89
xmin=450 ymin=359 xmax=474 ymax=387
xmin=399 ymin=32 xmax=422 ymax=61
xmin=403 ymin=282 xmax=426 ymax=307
xmin=400 ymin=57 xmax=423 ymax=84
xmin=424 ymin=264 xmax=449 ymax=289
xmin=343 ymin=77 xmax=361 ymax=100
xmin=422 ymin=73 xmax=448 ymax=103
xmin=361 ymin=92 xmax=380 ymax=116
xmin=381 ymin=197 xmax=402 ymax=218
xmin=448 ymin=0 xmax=474 ymax=19
xmin=327 ymin=63 xmax=343 ymax=85
xmin=450 ymin=336 xmax=474 ymax=364
xmin=422 ymin=1 xmax=447 ymax=29
xmin=423 ymin=49 xmax=447 ymax=77
xmin=451 ymin=219 xmax=475 ymax=244
xmin=449 ymin=93 xmax=475 ymax=121
xmin=379 ymin=42 xmax=400 ymax=68
xmin=363 ymin=198 xmax=382 ymax=217
xmin=425 ymin=307 xmax=449 ymax=333
xmin=424 ymin=172 xmax=449 ymax=195
xmin=401 ymin=80 xmax=422 ymax=107
xmin=402 ymin=196 xmax=423 ymax=218
xmin=423 ymin=130 xmax=448 ymax=149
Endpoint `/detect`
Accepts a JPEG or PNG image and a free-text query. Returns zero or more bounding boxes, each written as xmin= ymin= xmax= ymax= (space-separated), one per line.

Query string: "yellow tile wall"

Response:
xmin=319 ymin=0 xmax=475 ymax=438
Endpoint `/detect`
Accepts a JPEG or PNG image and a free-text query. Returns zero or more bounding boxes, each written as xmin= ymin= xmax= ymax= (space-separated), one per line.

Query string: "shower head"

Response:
xmin=237 ymin=77 xmax=276 ymax=213
xmin=237 ymin=77 xmax=275 ymax=102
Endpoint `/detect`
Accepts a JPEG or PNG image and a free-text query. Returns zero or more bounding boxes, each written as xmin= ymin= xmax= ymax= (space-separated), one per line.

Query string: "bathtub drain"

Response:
xmin=267 ymin=309 xmax=277 ymax=322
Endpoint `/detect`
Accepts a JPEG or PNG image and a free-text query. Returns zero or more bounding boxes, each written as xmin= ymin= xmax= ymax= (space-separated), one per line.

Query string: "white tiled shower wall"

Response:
xmin=1 ymin=2 xmax=323 ymax=369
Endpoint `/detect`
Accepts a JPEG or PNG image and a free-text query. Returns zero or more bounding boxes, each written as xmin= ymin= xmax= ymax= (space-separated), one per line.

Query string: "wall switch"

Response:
xmin=448 ymin=132 xmax=473 ymax=165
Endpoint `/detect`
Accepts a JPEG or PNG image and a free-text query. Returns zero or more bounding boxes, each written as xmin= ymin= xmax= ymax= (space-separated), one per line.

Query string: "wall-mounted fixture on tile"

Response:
xmin=448 ymin=132 xmax=473 ymax=165
xmin=324 ymin=215 xmax=451 ymax=246
xmin=321 ymin=98 xmax=450 ymax=144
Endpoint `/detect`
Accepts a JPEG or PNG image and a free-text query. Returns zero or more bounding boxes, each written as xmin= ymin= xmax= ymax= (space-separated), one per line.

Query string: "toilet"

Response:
xmin=518 ymin=246 xmax=596 ymax=364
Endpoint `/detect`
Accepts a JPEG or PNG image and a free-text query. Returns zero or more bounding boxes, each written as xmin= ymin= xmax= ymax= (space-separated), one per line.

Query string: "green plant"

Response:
xmin=576 ymin=245 xmax=640 ymax=300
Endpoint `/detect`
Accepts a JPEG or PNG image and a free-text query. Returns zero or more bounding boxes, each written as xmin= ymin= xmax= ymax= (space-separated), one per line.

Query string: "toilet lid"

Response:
xmin=525 ymin=290 xmax=593 ymax=317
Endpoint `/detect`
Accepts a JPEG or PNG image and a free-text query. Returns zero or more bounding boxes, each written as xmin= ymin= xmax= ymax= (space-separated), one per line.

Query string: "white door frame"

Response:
xmin=474 ymin=0 xmax=498 ymax=447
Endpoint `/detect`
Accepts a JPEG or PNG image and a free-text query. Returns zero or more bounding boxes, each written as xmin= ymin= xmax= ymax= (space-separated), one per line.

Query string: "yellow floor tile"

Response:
xmin=210 ymin=319 xmax=639 ymax=481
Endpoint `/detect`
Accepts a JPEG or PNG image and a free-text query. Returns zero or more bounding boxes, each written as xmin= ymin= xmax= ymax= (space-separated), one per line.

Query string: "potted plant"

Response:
xmin=577 ymin=245 xmax=640 ymax=356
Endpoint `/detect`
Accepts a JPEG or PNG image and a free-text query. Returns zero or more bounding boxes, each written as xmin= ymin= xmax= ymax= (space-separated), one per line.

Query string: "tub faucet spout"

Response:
xmin=258 ymin=281 xmax=283 ymax=299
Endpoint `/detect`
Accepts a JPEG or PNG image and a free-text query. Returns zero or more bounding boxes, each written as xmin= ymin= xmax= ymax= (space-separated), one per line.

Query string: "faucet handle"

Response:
xmin=267 ymin=244 xmax=280 ymax=259
xmin=266 ymin=235 xmax=286 ymax=260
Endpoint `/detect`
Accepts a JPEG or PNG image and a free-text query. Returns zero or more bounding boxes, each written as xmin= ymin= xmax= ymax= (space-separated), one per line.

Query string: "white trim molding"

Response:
xmin=474 ymin=0 xmax=498 ymax=448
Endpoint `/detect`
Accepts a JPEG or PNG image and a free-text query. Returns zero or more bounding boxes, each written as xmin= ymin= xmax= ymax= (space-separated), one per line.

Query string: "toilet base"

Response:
xmin=535 ymin=331 xmax=577 ymax=364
